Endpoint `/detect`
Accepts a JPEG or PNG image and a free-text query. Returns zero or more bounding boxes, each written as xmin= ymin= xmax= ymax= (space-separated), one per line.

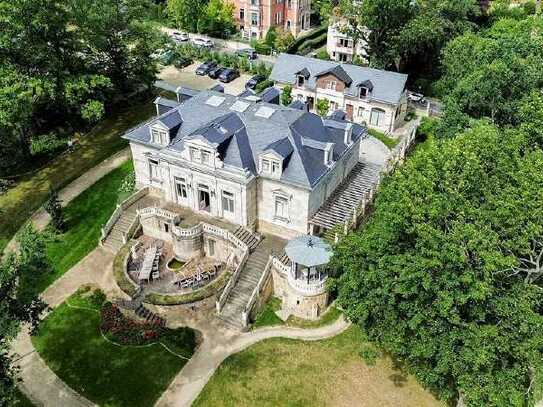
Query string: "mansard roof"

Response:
xmin=123 ymin=90 xmax=367 ymax=189
xmin=270 ymin=53 xmax=408 ymax=104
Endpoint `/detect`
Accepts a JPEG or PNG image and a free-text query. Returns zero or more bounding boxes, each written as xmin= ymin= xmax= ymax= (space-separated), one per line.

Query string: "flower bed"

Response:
xmin=100 ymin=302 xmax=195 ymax=351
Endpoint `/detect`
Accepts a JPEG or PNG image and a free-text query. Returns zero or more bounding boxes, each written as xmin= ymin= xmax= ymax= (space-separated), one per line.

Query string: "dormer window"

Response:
xmin=359 ymin=87 xmax=369 ymax=98
xmin=327 ymin=80 xmax=337 ymax=91
xmin=297 ymin=75 xmax=305 ymax=87
xmin=189 ymin=146 xmax=213 ymax=165
xmin=260 ymin=157 xmax=281 ymax=177
xmin=151 ymin=127 xmax=169 ymax=145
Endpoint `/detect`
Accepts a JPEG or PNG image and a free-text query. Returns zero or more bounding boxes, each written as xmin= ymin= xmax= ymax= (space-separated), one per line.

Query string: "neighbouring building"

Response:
xmin=270 ymin=53 xmax=409 ymax=133
xmin=123 ymin=89 xmax=367 ymax=240
xmin=326 ymin=17 xmax=367 ymax=63
xmin=233 ymin=0 xmax=311 ymax=40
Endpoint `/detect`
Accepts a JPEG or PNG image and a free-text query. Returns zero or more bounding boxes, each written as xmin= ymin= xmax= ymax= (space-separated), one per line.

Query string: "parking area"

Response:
xmin=157 ymin=63 xmax=252 ymax=96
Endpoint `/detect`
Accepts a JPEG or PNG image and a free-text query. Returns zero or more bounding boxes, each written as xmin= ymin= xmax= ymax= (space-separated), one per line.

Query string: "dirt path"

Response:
xmin=3 ymin=148 xmax=131 ymax=255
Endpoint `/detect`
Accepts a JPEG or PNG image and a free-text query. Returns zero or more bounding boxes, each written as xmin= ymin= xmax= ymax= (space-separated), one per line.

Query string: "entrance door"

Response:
xmin=346 ymin=104 xmax=353 ymax=120
xmin=198 ymin=186 xmax=211 ymax=212
xmin=307 ymin=96 xmax=315 ymax=111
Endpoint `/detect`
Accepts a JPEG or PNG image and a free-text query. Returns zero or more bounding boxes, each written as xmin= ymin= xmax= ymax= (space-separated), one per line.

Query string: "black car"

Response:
xmin=245 ymin=75 xmax=266 ymax=90
xmin=195 ymin=61 xmax=217 ymax=76
xmin=173 ymin=56 xmax=192 ymax=69
xmin=208 ymin=66 xmax=226 ymax=79
xmin=235 ymin=48 xmax=258 ymax=60
xmin=218 ymin=68 xmax=240 ymax=83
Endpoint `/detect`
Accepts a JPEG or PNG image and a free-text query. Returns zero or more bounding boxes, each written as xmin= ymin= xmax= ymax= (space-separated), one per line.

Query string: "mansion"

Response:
xmin=123 ymin=90 xmax=367 ymax=240
xmin=270 ymin=54 xmax=409 ymax=134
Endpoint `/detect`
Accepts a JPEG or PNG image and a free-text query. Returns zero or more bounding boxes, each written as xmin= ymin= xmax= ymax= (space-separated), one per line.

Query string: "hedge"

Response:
xmin=287 ymin=25 xmax=328 ymax=54
xmin=298 ymin=33 xmax=328 ymax=56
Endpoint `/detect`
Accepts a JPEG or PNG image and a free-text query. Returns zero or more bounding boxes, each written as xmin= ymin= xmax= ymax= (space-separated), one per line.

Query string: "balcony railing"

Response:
xmin=287 ymin=272 xmax=327 ymax=295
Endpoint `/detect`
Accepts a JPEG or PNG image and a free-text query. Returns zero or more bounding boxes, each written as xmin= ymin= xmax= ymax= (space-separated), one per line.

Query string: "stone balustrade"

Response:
xmin=287 ymin=272 xmax=327 ymax=296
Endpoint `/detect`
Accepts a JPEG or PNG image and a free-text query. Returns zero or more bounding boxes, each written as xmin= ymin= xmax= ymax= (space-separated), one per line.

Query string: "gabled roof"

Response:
xmin=270 ymin=53 xmax=408 ymax=104
xmin=295 ymin=67 xmax=311 ymax=78
xmin=357 ymin=79 xmax=374 ymax=91
xmin=123 ymin=91 xmax=367 ymax=189
xmin=315 ymin=65 xmax=352 ymax=86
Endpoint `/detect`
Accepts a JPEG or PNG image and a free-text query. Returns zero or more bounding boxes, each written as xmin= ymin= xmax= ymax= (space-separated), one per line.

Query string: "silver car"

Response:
xmin=171 ymin=31 xmax=189 ymax=43
xmin=191 ymin=37 xmax=214 ymax=48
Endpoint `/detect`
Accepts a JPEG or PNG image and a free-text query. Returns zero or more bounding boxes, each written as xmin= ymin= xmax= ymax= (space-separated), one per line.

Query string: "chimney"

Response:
xmin=344 ymin=123 xmax=353 ymax=145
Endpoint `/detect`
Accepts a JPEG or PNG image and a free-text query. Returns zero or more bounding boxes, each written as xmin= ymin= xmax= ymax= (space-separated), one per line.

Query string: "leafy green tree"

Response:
xmin=437 ymin=16 xmax=543 ymax=133
xmin=316 ymin=99 xmax=330 ymax=117
xmin=44 ymin=189 xmax=65 ymax=232
xmin=332 ymin=121 xmax=543 ymax=406
xmin=0 ymin=226 xmax=49 ymax=404
xmin=274 ymin=28 xmax=296 ymax=52
xmin=167 ymin=0 xmax=207 ymax=32
xmin=197 ymin=0 xmax=236 ymax=38
xmin=281 ymin=85 xmax=293 ymax=106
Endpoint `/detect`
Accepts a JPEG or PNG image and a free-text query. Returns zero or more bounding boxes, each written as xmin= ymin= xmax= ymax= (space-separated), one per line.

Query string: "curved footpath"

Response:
xmin=155 ymin=316 xmax=351 ymax=407
xmin=3 ymin=147 xmax=131 ymax=255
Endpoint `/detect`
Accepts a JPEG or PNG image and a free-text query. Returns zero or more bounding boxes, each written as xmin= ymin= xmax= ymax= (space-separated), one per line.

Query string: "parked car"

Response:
xmin=195 ymin=60 xmax=218 ymax=75
xmin=407 ymin=91 xmax=427 ymax=105
xmin=171 ymin=31 xmax=189 ymax=43
xmin=173 ymin=56 xmax=193 ymax=69
xmin=208 ymin=66 xmax=226 ymax=79
xmin=236 ymin=48 xmax=258 ymax=60
xmin=245 ymin=74 xmax=266 ymax=90
xmin=155 ymin=50 xmax=176 ymax=65
xmin=218 ymin=68 xmax=240 ymax=83
xmin=191 ymin=37 xmax=214 ymax=48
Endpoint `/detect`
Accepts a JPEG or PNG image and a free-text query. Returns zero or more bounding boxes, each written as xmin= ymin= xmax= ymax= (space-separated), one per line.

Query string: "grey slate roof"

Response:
xmin=123 ymin=91 xmax=367 ymax=189
xmin=270 ymin=53 xmax=408 ymax=104
xmin=157 ymin=109 xmax=183 ymax=130
xmin=285 ymin=235 xmax=332 ymax=267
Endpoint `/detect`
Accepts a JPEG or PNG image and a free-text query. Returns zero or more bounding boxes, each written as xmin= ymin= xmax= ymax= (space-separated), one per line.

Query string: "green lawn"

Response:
xmin=252 ymin=297 xmax=283 ymax=329
xmin=0 ymin=96 xmax=157 ymax=254
xmin=194 ymin=326 xmax=445 ymax=407
xmin=14 ymin=390 xmax=35 ymax=407
xmin=32 ymin=288 xmax=195 ymax=407
xmin=368 ymin=128 xmax=400 ymax=149
xmin=33 ymin=160 xmax=134 ymax=295
xmin=252 ymin=297 xmax=342 ymax=330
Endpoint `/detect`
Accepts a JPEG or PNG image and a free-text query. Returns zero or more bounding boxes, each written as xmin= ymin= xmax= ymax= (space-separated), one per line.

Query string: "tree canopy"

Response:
xmin=0 ymin=0 xmax=160 ymax=176
xmin=332 ymin=120 xmax=543 ymax=406
xmin=436 ymin=16 xmax=543 ymax=137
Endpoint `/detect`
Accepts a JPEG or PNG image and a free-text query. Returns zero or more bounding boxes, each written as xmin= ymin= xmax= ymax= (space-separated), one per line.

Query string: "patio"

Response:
xmin=126 ymin=235 xmax=227 ymax=296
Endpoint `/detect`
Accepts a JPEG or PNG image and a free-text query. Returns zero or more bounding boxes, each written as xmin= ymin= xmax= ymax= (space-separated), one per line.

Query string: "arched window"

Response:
xmin=370 ymin=108 xmax=386 ymax=127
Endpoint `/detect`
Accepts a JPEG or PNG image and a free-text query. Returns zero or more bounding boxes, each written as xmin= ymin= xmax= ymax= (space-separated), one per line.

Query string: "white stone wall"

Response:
xmin=326 ymin=20 xmax=367 ymax=63
xmin=257 ymin=177 xmax=310 ymax=237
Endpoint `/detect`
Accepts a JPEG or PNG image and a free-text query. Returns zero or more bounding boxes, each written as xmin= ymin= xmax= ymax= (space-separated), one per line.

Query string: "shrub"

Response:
xmin=44 ymin=188 xmax=65 ymax=232
xmin=30 ymin=133 xmax=67 ymax=156
xmin=255 ymin=79 xmax=274 ymax=94
xmin=281 ymin=85 xmax=293 ymax=106
xmin=315 ymin=49 xmax=330 ymax=60
xmin=287 ymin=25 xmax=327 ymax=54
xmin=298 ymin=33 xmax=328 ymax=55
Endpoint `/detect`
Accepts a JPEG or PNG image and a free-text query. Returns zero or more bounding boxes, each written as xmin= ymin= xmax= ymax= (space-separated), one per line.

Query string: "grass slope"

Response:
xmin=32 ymin=289 xmax=194 ymax=407
xmin=194 ymin=326 xmax=445 ymax=407
xmin=0 ymin=98 xmax=156 ymax=253
xmin=34 ymin=160 xmax=133 ymax=295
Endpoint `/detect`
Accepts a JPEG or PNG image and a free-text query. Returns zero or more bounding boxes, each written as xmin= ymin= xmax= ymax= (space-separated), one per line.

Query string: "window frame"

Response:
xmin=274 ymin=196 xmax=289 ymax=221
xmin=221 ymin=191 xmax=235 ymax=214
xmin=149 ymin=159 xmax=161 ymax=181
xmin=370 ymin=108 xmax=386 ymax=127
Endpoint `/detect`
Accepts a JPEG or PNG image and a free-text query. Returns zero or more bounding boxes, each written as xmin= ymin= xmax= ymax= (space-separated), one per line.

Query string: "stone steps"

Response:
xmin=218 ymin=242 xmax=271 ymax=330
xmin=233 ymin=226 xmax=260 ymax=251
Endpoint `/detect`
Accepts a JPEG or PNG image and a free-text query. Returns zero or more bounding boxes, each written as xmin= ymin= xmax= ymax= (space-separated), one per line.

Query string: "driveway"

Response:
xmin=157 ymin=64 xmax=252 ymax=96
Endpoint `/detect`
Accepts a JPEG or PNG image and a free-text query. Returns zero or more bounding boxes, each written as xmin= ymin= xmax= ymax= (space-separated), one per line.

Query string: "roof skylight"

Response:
xmin=254 ymin=106 xmax=275 ymax=119
xmin=230 ymin=100 xmax=250 ymax=113
xmin=206 ymin=95 xmax=226 ymax=107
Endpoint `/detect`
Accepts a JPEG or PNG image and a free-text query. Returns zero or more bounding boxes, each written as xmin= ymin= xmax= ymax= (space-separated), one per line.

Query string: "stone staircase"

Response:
xmin=309 ymin=161 xmax=382 ymax=231
xmin=218 ymin=242 xmax=270 ymax=330
xmin=102 ymin=207 xmax=139 ymax=252
xmin=233 ymin=226 xmax=260 ymax=251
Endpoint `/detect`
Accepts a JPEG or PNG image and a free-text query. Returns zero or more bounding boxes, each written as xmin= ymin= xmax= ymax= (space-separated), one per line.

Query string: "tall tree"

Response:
xmin=0 ymin=226 xmax=50 ymax=403
xmin=167 ymin=0 xmax=208 ymax=33
xmin=332 ymin=121 xmax=543 ymax=406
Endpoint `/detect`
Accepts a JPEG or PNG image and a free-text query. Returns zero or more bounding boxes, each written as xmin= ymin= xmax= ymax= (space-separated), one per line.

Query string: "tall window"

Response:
xmin=240 ymin=8 xmax=244 ymax=19
xmin=370 ymin=108 xmax=386 ymax=127
xmin=208 ymin=239 xmax=216 ymax=256
xmin=175 ymin=177 xmax=188 ymax=199
xmin=251 ymin=12 xmax=258 ymax=26
xmin=357 ymin=106 xmax=365 ymax=117
xmin=222 ymin=191 xmax=235 ymax=214
xmin=271 ymin=161 xmax=280 ymax=174
xmin=327 ymin=81 xmax=337 ymax=90
xmin=201 ymin=150 xmax=211 ymax=164
xmin=275 ymin=196 xmax=289 ymax=220
xmin=261 ymin=159 xmax=270 ymax=173
xmin=359 ymin=87 xmax=369 ymax=98
xmin=190 ymin=147 xmax=201 ymax=162
xmin=297 ymin=75 xmax=305 ymax=87
xmin=149 ymin=159 xmax=160 ymax=181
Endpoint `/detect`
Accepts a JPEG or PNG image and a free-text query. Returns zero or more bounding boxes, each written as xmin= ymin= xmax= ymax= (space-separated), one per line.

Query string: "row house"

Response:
xmin=270 ymin=53 xmax=408 ymax=134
